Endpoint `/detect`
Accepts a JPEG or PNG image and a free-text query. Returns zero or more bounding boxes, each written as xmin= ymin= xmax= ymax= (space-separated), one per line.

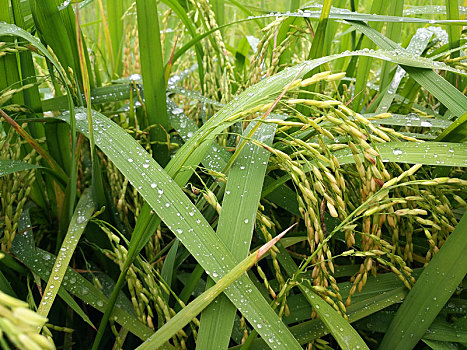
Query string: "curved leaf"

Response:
xmin=37 ymin=188 xmax=95 ymax=318
xmin=0 ymin=160 xmax=40 ymax=178
xmin=380 ymin=213 xmax=467 ymax=350
xmin=58 ymin=107 xmax=302 ymax=349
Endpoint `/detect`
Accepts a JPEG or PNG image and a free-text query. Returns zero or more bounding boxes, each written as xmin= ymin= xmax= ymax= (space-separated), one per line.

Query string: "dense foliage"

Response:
xmin=0 ymin=0 xmax=466 ymax=349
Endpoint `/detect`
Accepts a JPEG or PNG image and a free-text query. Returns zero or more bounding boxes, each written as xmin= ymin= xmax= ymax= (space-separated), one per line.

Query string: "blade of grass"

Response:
xmin=10 ymin=229 xmax=155 ymax=341
xmin=196 ymin=116 xmax=278 ymax=349
xmin=351 ymin=0 xmax=389 ymax=111
xmin=14 ymin=208 xmax=96 ymax=330
xmin=446 ymin=0 xmax=462 ymax=87
xmin=160 ymin=0 xmax=205 ymax=92
xmin=308 ymin=0 xmax=331 ymax=60
xmin=436 ymin=111 xmax=467 ymax=142
xmin=59 ymin=107 xmax=303 ymax=350
xmin=92 ymin=203 xmax=161 ymax=349
xmin=277 ymin=245 xmax=369 ymax=350
xmin=0 ymin=160 xmax=40 ymax=178
xmin=301 ymin=285 xmax=370 ymax=349
xmin=137 ymin=227 xmax=292 ymax=350
xmin=298 ymin=0 xmax=332 ymax=116
xmin=276 ymin=9 xmax=467 ymax=25
xmin=379 ymin=212 xmax=467 ymax=349
xmin=160 ymin=239 xmax=179 ymax=302
xmin=0 ymin=108 xmax=68 ymax=184
xmin=230 ymin=287 xmax=408 ymax=349
xmin=136 ymin=0 xmax=170 ymax=166
xmin=347 ymin=19 xmax=467 ymax=117
xmin=323 ymin=0 xmax=346 ymax=56
xmin=403 ymin=5 xmax=466 ymax=16
xmin=10 ymin=0 xmax=43 ymax=138
xmin=366 ymin=113 xmax=451 ymax=129
xmin=107 ymin=0 xmax=124 ymax=76
xmin=0 ymin=21 xmax=78 ymax=233
xmin=0 ymin=0 xmax=23 ymax=106
xmin=37 ymin=188 xmax=94 ymax=318
xmin=379 ymin=0 xmax=404 ymax=91
xmin=355 ymin=310 xmax=467 ymax=343
xmin=375 ymin=27 xmax=433 ymax=113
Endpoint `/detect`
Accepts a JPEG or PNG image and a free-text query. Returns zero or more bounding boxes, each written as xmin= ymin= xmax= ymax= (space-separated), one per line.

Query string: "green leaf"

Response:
xmin=137 ymin=231 xmax=288 ymax=350
xmin=276 ymin=8 xmax=467 ymax=25
xmin=301 ymin=286 xmax=369 ymax=350
xmin=196 ymin=116 xmax=277 ymax=349
xmin=307 ymin=0 xmax=331 ymax=60
xmin=160 ymin=0 xmax=205 ymax=92
xmin=356 ymin=310 xmax=467 ymax=343
xmin=366 ymin=114 xmax=452 ymax=129
xmin=0 ymin=160 xmax=40 ymax=178
xmin=335 ymin=142 xmax=467 ymax=168
xmin=58 ymin=107 xmax=302 ymax=349
xmin=376 ymin=27 xmax=433 ymax=113
xmin=10 ymin=229 xmax=153 ymax=340
xmin=436 ymin=111 xmax=467 ymax=143
xmin=351 ymin=0 xmax=389 ymax=111
xmin=348 ymin=20 xmax=467 ymax=117
xmin=0 ymin=21 xmax=78 ymax=225
xmin=230 ymin=287 xmax=408 ymax=349
xmin=379 ymin=213 xmax=467 ymax=350
xmin=446 ymin=0 xmax=462 ymax=86
xmin=423 ymin=339 xmax=462 ymax=350
xmin=277 ymin=246 xmax=369 ymax=350
xmin=379 ymin=0 xmax=404 ymax=91
xmin=136 ymin=0 xmax=170 ymax=165
xmin=37 ymin=188 xmax=95 ymax=318
xmin=107 ymin=0 xmax=124 ymax=75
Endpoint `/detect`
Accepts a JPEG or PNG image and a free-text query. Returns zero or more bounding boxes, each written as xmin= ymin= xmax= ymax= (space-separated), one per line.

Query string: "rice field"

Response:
xmin=0 ymin=0 xmax=466 ymax=349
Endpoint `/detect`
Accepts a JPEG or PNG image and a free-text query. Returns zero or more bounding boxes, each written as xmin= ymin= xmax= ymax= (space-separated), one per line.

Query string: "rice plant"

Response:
xmin=0 ymin=0 xmax=466 ymax=349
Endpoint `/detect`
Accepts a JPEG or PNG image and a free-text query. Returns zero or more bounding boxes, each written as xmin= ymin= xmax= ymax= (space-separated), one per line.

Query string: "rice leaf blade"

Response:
xmin=58 ymin=108 xmax=302 ymax=349
xmin=37 ymin=188 xmax=95 ymax=318
xmin=196 ymin=117 xmax=277 ymax=349
xmin=137 ymin=236 xmax=285 ymax=350
xmin=379 ymin=213 xmax=467 ymax=350
xmin=135 ymin=0 xmax=170 ymax=165
xmin=0 ymin=160 xmax=40 ymax=178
